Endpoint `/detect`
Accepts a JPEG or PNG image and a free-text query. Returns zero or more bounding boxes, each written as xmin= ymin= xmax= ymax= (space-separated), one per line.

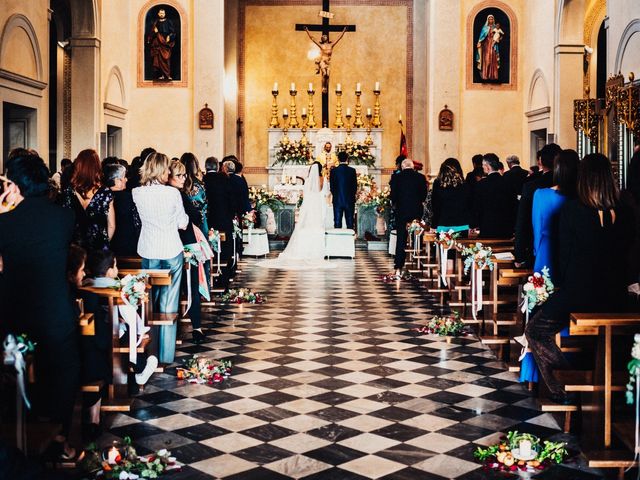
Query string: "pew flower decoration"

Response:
xmin=80 ymin=436 xmax=182 ymax=479
xmin=474 ymin=431 xmax=568 ymax=473
xmin=460 ymin=242 xmax=494 ymax=274
xmin=220 ymin=288 xmax=266 ymax=304
xmin=273 ymin=140 xmax=312 ymax=165
xmin=232 ymin=218 xmax=242 ymax=238
xmin=434 ymin=230 xmax=460 ymax=250
xmin=208 ymin=229 xmax=221 ymax=253
xmin=114 ymin=274 xmax=149 ymax=307
xmin=407 ymin=220 xmax=427 ymax=237
xmin=249 ymin=186 xmax=285 ymax=213
xmin=522 ymin=267 xmax=554 ymax=314
xmin=415 ymin=312 xmax=465 ymax=337
xmin=338 ymin=140 xmax=375 ymax=167
xmin=3 ymin=333 xmax=37 ymax=409
xmin=625 ymin=334 xmax=640 ymax=404
xmin=177 ymin=355 xmax=232 ymax=384
xmin=242 ymin=210 xmax=256 ymax=229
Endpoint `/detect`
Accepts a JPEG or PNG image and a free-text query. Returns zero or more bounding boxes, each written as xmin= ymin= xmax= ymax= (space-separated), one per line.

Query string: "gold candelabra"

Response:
xmin=269 ymin=89 xmax=280 ymax=128
xmin=372 ymin=88 xmax=382 ymax=127
xmin=282 ymin=110 xmax=290 ymax=143
xmin=345 ymin=110 xmax=353 ymax=141
xmin=353 ymin=90 xmax=364 ymax=128
xmin=334 ymin=88 xmax=345 ymax=128
xmin=289 ymin=88 xmax=299 ymax=128
xmin=364 ymin=111 xmax=373 ymax=145
xmin=300 ymin=111 xmax=308 ymax=144
xmin=307 ymin=87 xmax=317 ymax=128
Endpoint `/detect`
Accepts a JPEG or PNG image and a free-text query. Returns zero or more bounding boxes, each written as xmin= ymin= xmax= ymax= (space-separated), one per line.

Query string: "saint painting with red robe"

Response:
xmin=147 ymin=8 xmax=176 ymax=81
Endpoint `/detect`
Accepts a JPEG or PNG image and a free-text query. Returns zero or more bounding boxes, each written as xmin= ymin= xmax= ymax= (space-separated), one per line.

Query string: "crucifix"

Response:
xmin=296 ymin=0 xmax=356 ymax=127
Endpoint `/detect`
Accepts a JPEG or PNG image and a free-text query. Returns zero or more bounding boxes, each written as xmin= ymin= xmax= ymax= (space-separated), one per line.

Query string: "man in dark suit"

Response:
xmin=503 ymin=154 xmax=529 ymax=197
xmin=329 ymin=151 xmax=358 ymax=229
xmin=473 ymin=153 xmax=517 ymax=238
xmin=390 ymin=158 xmax=428 ymax=274
xmin=514 ymin=143 xmax=562 ymax=267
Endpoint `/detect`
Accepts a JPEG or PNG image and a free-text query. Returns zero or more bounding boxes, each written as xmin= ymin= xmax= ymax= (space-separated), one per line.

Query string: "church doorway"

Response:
xmin=2 ymin=102 xmax=37 ymax=161
xmin=530 ymin=128 xmax=547 ymax=166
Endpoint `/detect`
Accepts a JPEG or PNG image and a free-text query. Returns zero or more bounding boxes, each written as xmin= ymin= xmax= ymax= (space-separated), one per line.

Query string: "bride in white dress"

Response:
xmin=258 ymin=162 xmax=336 ymax=269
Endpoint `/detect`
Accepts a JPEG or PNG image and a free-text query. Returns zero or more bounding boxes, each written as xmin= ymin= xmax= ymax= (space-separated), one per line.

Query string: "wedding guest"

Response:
xmin=224 ymin=156 xmax=248 ymax=217
xmin=0 ymin=152 xmax=78 ymax=461
xmin=390 ymin=158 xmax=428 ymax=275
xmin=503 ymin=155 xmax=528 ymax=197
xmin=234 ymin=160 xmax=252 ymax=214
xmin=473 ymin=153 xmax=517 ymax=238
xmin=108 ymin=163 xmax=141 ymax=257
xmin=51 ymin=158 xmax=72 ymax=190
xmin=520 ymin=149 xmax=578 ymax=385
xmin=180 ymin=152 xmax=209 ymax=234
xmin=205 ymin=156 xmax=219 ymax=174
xmin=61 ymin=149 xmax=114 ymax=251
xmin=133 ymin=152 xmax=188 ymax=363
xmin=515 ymin=143 xmax=562 ymax=267
xmin=525 ymin=153 xmax=635 ymax=404
xmin=431 ymin=158 xmax=471 ymax=235
xmin=169 ymin=160 xmax=209 ymax=344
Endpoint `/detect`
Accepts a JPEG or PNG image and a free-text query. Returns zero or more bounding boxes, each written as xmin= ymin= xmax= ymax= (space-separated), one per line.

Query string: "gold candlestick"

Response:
xmin=353 ymin=91 xmax=364 ymax=128
xmin=372 ymin=89 xmax=382 ymax=127
xmin=345 ymin=112 xmax=353 ymax=142
xmin=334 ymin=89 xmax=344 ymax=128
xmin=307 ymin=88 xmax=317 ymax=128
xmin=364 ymin=113 xmax=373 ymax=145
xmin=289 ymin=89 xmax=299 ymax=128
xmin=282 ymin=111 xmax=290 ymax=142
xmin=269 ymin=90 xmax=280 ymax=128
xmin=300 ymin=112 xmax=308 ymax=144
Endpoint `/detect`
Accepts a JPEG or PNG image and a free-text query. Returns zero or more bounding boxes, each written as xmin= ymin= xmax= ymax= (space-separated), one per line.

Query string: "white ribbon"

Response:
xmin=216 ymin=236 xmax=222 ymax=274
xmin=439 ymin=244 xmax=448 ymax=286
xmin=514 ymin=296 xmax=530 ymax=361
xmin=470 ymin=264 xmax=484 ymax=321
xmin=185 ymin=262 xmax=193 ymax=316
xmin=247 ymin=224 xmax=253 ymax=247
xmin=118 ymin=292 xmax=145 ymax=364
xmin=413 ymin=232 xmax=420 ymax=255
xmin=4 ymin=334 xmax=30 ymax=452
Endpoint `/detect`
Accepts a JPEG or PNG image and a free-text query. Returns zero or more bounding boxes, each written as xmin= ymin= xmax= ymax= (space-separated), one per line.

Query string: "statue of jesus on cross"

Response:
xmin=304 ymin=26 xmax=347 ymax=94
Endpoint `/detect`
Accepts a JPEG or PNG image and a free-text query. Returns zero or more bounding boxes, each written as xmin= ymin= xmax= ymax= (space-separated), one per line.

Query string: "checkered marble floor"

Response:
xmin=99 ymin=251 xmax=602 ymax=479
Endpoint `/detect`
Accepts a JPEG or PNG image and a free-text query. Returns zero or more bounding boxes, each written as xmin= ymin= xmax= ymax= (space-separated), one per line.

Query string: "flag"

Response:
xmin=399 ymin=121 xmax=408 ymax=158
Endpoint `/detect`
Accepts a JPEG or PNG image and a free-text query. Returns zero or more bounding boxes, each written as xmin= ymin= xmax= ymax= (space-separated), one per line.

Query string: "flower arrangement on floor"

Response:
xmin=460 ymin=242 xmax=494 ymax=274
xmin=249 ymin=186 xmax=285 ymax=213
xmin=474 ymin=431 xmax=568 ymax=473
xmin=113 ymin=274 xmax=149 ymax=306
xmin=176 ymin=355 xmax=233 ymax=384
xmin=434 ymin=230 xmax=460 ymax=250
xmin=415 ymin=312 xmax=465 ymax=337
xmin=79 ymin=437 xmax=182 ymax=479
xmin=273 ymin=140 xmax=312 ymax=165
xmin=522 ymin=267 xmax=554 ymax=313
xmin=381 ymin=271 xmax=413 ymax=282
xmin=361 ymin=187 xmax=391 ymax=216
xmin=220 ymin=288 xmax=266 ymax=304
xmin=337 ymin=140 xmax=375 ymax=167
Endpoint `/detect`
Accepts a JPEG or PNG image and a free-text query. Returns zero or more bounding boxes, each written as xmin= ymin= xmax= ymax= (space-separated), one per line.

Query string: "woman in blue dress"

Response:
xmin=520 ymin=149 xmax=579 ymax=384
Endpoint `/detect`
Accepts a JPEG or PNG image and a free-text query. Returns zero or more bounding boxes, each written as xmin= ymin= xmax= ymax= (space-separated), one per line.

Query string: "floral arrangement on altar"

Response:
xmin=434 ymin=230 xmax=460 ymax=250
xmin=177 ymin=355 xmax=232 ymax=384
xmin=460 ymin=242 xmax=494 ymax=274
xmin=273 ymin=140 xmax=312 ymax=166
xmin=249 ymin=186 xmax=285 ymax=213
xmin=474 ymin=431 xmax=568 ymax=473
xmin=407 ymin=220 xmax=427 ymax=237
xmin=337 ymin=140 xmax=375 ymax=167
xmin=113 ymin=274 xmax=149 ymax=306
xmin=79 ymin=437 xmax=182 ymax=479
xmin=522 ymin=267 xmax=554 ymax=314
xmin=296 ymin=193 xmax=304 ymax=209
xmin=220 ymin=288 xmax=266 ymax=304
xmin=356 ymin=174 xmax=376 ymax=205
xmin=625 ymin=334 xmax=640 ymax=404
xmin=415 ymin=312 xmax=465 ymax=337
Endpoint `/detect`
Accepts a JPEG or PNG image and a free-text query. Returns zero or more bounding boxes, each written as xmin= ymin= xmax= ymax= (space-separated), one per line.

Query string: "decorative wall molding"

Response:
xmin=614 ymin=19 xmax=640 ymax=74
xmin=0 ymin=14 xmax=44 ymax=82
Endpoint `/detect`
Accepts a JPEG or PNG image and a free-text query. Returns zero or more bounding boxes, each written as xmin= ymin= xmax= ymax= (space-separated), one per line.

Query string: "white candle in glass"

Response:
xmin=519 ymin=440 xmax=532 ymax=457
xmin=375 ymin=81 xmax=380 ymax=91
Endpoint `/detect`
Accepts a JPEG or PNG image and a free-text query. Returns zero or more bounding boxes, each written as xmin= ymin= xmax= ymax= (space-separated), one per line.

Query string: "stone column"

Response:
xmin=69 ymin=36 xmax=100 ymax=154
xmin=554 ymin=44 xmax=583 ymax=149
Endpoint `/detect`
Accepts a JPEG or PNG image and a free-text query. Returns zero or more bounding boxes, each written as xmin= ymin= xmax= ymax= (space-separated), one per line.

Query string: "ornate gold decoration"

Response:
xmin=63 ymin=48 xmax=72 ymax=158
xmin=364 ymin=110 xmax=373 ymax=145
xmin=605 ymin=73 xmax=624 ymax=113
xmin=353 ymin=90 xmax=364 ymax=128
xmin=300 ymin=110 xmax=308 ymax=144
xmin=269 ymin=89 xmax=280 ymax=128
xmin=288 ymin=88 xmax=299 ymax=128
xmin=345 ymin=110 xmax=353 ymax=142
xmin=582 ymin=0 xmax=606 ymax=96
xmin=282 ymin=110 xmax=290 ymax=143
xmin=199 ymin=103 xmax=214 ymax=129
xmin=372 ymin=88 xmax=382 ymax=127
xmin=334 ymin=88 xmax=344 ymax=128
xmin=573 ymin=98 xmax=599 ymax=142
xmin=306 ymin=87 xmax=317 ymax=128
xmin=616 ymin=82 xmax=640 ymax=138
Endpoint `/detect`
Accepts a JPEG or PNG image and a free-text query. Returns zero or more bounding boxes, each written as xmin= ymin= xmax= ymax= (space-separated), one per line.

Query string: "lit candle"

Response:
xmin=336 ymin=83 xmax=342 ymax=92
xmin=302 ymin=107 xmax=307 ymax=116
xmin=290 ymin=82 xmax=296 ymax=91
xmin=346 ymin=108 xmax=352 ymax=116
xmin=107 ymin=446 xmax=120 ymax=464
xmin=519 ymin=440 xmax=532 ymax=457
xmin=399 ymin=114 xmax=403 ymax=122
xmin=356 ymin=82 xmax=361 ymax=92
xmin=283 ymin=108 xmax=288 ymax=116
xmin=367 ymin=108 xmax=372 ymax=116
xmin=273 ymin=82 xmax=278 ymax=92
xmin=308 ymin=83 xmax=313 ymax=92
xmin=375 ymin=81 xmax=380 ymax=91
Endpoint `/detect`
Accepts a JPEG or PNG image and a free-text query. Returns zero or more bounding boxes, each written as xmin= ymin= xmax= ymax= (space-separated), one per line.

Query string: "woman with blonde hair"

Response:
xmin=132 ymin=152 xmax=188 ymax=363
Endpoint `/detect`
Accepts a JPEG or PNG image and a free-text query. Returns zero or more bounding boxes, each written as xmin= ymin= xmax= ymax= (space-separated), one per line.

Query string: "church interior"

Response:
xmin=2 ymin=0 xmax=640 ymax=479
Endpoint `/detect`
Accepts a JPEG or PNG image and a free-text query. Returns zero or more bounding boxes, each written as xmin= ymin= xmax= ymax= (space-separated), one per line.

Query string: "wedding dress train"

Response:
xmin=257 ymin=163 xmax=336 ymax=270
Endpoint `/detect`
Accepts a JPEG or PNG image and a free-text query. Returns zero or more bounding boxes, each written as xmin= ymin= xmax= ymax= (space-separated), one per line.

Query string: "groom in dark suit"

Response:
xmin=329 ymin=151 xmax=358 ymax=229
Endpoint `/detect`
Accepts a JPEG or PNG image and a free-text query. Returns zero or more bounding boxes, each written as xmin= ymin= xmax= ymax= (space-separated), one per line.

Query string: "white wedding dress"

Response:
xmin=258 ymin=164 xmax=336 ymax=270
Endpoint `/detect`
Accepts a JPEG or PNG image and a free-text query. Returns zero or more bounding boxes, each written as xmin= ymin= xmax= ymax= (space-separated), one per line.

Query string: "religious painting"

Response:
xmin=138 ymin=1 xmax=187 ymax=87
xmin=466 ymin=2 xmax=517 ymax=90
xmin=439 ymin=106 xmax=453 ymax=131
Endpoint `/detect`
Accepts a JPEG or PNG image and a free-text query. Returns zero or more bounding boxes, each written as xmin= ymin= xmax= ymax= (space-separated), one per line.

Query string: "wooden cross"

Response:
xmin=296 ymin=0 xmax=356 ymax=127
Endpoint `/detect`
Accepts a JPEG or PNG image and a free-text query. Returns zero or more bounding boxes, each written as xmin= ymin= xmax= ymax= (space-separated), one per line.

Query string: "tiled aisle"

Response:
xmin=100 ymin=251 xmax=596 ymax=479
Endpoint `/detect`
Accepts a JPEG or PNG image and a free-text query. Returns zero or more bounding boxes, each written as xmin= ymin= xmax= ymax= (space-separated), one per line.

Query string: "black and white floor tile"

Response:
xmin=99 ymin=251 xmax=603 ymax=479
